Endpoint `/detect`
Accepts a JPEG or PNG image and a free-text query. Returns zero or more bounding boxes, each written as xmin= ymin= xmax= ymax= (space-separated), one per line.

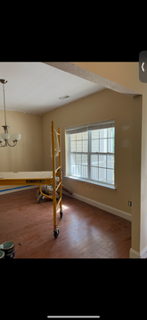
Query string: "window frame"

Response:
xmin=66 ymin=121 xmax=115 ymax=189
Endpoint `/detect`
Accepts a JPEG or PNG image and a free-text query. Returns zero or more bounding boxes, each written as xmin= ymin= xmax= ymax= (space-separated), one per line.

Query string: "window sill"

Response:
xmin=64 ymin=175 xmax=116 ymax=190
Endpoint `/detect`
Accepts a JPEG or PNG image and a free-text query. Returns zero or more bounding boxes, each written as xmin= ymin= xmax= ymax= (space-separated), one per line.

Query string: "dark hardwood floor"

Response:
xmin=0 ymin=188 xmax=131 ymax=258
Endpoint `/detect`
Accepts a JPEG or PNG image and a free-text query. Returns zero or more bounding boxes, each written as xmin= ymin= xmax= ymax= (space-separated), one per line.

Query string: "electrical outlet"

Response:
xmin=128 ymin=201 xmax=132 ymax=207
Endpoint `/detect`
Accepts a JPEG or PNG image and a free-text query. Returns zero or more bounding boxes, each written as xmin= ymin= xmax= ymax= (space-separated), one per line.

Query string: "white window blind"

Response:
xmin=66 ymin=120 xmax=115 ymax=135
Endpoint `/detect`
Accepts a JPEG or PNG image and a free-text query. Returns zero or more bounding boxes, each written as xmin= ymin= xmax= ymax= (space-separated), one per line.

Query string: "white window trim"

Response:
xmin=65 ymin=120 xmax=115 ymax=189
xmin=64 ymin=174 xmax=116 ymax=190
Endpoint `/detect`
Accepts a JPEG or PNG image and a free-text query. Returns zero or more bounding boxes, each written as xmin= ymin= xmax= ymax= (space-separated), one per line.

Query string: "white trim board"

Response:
xmin=62 ymin=191 xmax=132 ymax=222
xmin=129 ymin=247 xmax=147 ymax=258
xmin=0 ymin=185 xmax=38 ymax=195
xmin=1 ymin=187 xmax=131 ymax=222
xmin=0 ymin=187 xmax=132 ymax=222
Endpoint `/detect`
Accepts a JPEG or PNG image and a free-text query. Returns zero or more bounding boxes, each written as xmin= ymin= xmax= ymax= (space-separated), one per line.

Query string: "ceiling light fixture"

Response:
xmin=0 ymin=79 xmax=21 ymax=147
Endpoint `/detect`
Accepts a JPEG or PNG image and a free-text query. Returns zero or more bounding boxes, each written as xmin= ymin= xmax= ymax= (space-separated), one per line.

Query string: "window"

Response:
xmin=66 ymin=120 xmax=115 ymax=188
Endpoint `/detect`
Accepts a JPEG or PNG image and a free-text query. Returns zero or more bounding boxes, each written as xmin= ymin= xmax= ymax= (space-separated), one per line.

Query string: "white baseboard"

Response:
xmin=62 ymin=191 xmax=132 ymax=221
xmin=130 ymin=247 xmax=147 ymax=258
xmin=141 ymin=246 xmax=147 ymax=258
xmin=1 ymin=187 xmax=132 ymax=221
xmin=129 ymin=248 xmax=141 ymax=258
xmin=0 ymin=185 xmax=38 ymax=195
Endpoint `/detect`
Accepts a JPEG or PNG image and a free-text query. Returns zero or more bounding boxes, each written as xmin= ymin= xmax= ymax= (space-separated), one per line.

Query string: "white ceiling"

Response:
xmin=0 ymin=62 xmax=105 ymax=115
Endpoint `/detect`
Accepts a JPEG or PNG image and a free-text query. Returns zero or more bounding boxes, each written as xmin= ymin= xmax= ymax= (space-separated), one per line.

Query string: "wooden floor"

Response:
xmin=0 ymin=188 xmax=131 ymax=258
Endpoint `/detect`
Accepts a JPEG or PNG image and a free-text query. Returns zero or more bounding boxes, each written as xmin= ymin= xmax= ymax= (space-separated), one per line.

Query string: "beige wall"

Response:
xmin=131 ymin=96 xmax=142 ymax=251
xmin=42 ymin=88 xmax=142 ymax=215
xmin=0 ymin=110 xmax=43 ymax=191
xmin=71 ymin=62 xmax=146 ymax=95
xmin=141 ymin=93 xmax=147 ymax=251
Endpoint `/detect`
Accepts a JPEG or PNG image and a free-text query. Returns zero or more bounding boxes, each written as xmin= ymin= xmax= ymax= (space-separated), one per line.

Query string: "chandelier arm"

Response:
xmin=0 ymin=141 xmax=6 ymax=147
xmin=7 ymin=141 xmax=17 ymax=147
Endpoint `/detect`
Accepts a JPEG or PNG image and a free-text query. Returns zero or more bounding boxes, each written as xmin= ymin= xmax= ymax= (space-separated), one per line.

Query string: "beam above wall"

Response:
xmin=43 ymin=62 xmax=140 ymax=97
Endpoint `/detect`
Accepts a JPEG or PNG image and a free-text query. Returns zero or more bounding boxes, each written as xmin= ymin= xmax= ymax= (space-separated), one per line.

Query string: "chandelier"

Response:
xmin=0 ymin=79 xmax=21 ymax=147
